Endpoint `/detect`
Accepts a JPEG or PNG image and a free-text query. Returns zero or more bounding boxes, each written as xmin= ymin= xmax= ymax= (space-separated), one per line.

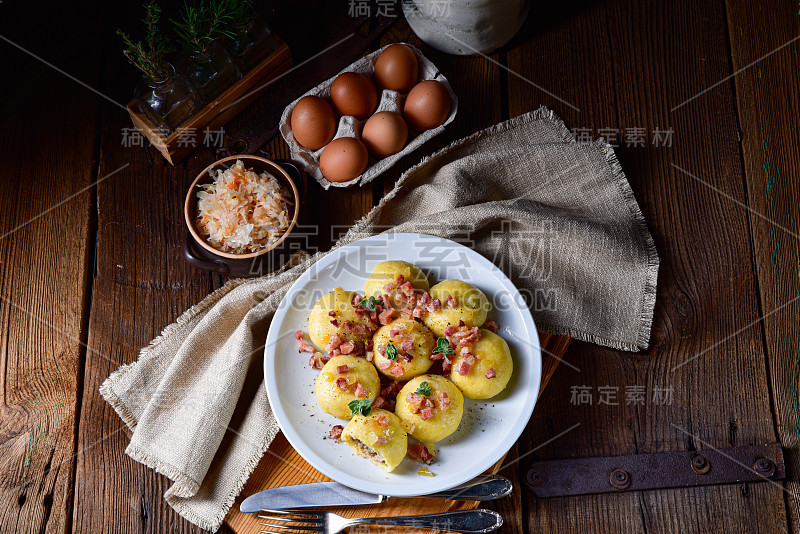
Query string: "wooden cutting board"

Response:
xmin=225 ymin=332 xmax=570 ymax=533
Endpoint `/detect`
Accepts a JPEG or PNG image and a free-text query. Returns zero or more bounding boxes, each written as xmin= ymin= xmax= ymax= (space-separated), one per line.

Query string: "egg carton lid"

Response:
xmin=279 ymin=43 xmax=458 ymax=190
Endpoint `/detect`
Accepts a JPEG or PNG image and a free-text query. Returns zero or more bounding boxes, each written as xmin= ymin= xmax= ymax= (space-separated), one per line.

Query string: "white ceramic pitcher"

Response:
xmin=401 ymin=0 xmax=529 ymax=55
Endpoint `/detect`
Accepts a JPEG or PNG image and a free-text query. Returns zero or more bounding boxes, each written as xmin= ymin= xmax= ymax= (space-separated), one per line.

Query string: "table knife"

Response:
xmin=239 ymin=475 xmax=512 ymax=513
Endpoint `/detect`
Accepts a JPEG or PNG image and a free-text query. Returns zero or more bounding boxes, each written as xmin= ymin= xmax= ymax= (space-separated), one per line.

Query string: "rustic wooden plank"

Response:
xmin=509 ymin=0 xmax=788 ymax=532
xmin=71 ymin=2 xmax=215 ymax=531
xmin=724 ymin=0 xmax=800 ymax=530
xmin=0 ymin=6 xmax=100 ymax=533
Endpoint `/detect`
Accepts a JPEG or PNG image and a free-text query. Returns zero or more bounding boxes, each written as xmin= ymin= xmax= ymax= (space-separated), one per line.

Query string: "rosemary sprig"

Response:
xmin=172 ymin=0 xmax=236 ymax=57
xmin=118 ymin=1 xmax=173 ymax=84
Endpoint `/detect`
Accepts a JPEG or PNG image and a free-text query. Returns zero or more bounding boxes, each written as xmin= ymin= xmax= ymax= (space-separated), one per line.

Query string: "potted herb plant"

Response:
xmin=173 ymin=1 xmax=242 ymax=101
xmin=224 ymin=0 xmax=277 ymax=74
xmin=119 ymin=1 xmax=202 ymax=133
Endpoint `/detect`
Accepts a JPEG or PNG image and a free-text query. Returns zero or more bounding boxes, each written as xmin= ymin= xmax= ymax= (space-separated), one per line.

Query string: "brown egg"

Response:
xmin=290 ymin=96 xmax=337 ymax=150
xmin=330 ymin=72 xmax=378 ymax=120
xmin=403 ymin=80 xmax=452 ymax=132
xmin=374 ymin=44 xmax=419 ymax=93
xmin=319 ymin=137 xmax=369 ymax=182
xmin=362 ymin=111 xmax=408 ymax=158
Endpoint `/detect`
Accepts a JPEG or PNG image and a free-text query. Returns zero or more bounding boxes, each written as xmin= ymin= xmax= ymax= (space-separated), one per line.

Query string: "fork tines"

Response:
xmin=258 ymin=509 xmax=323 ymax=534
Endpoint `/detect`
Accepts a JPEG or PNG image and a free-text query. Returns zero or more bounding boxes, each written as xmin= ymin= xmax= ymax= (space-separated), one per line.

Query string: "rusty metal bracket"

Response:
xmin=526 ymin=443 xmax=785 ymax=497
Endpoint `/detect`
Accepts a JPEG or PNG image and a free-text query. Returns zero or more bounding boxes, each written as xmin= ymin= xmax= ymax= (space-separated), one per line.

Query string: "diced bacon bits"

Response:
xmin=337 ymin=365 xmax=350 ymax=374
xmin=444 ymin=325 xmax=457 ymax=337
xmin=330 ymin=319 xmax=339 ymax=327
xmin=329 ymin=425 xmax=343 ymax=440
xmin=339 ymin=340 xmax=356 ymax=354
xmin=365 ymin=340 xmax=374 ymax=351
xmin=400 ymin=307 xmax=413 ymax=318
xmin=390 ymin=329 xmax=400 ymax=338
xmin=396 ymin=274 xmax=405 ymax=285
xmin=375 ymin=414 xmax=390 ymax=428
xmin=483 ymin=318 xmax=499 ymax=333
xmin=326 ymin=334 xmax=343 ymax=352
xmin=294 ymin=330 xmax=304 ymax=340
xmin=401 ymin=340 xmax=413 ymax=352
xmin=377 ymin=344 xmax=387 ymax=356
xmin=486 ymin=368 xmax=497 ymax=379
xmin=298 ymin=340 xmax=316 ymax=353
xmin=375 ymin=435 xmax=388 ymax=444
xmin=429 ymin=298 xmax=441 ymax=311
xmin=457 ymin=362 xmax=471 ymax=376
xmin=377 ymin=360 xmax=392 ymax=370
xmin=383 ymin=282 xmax=395 ymax=294
xmin=420 ymin=408 xmax=433 ymax=420
xmin=458 ymin=320 xmax=466 ymax=328
xmin=463 ymin=353 xmax=476 ymax=365
xmin=390 ymin=365 xmax=405 ymax=377
xmin=400 ymin=282 xmax=415 ymax=297
xmin=372 ymin=396 xmax=386 ymax=409
xmin=445 ymin=295 xmax=458 ymax=308
xmin=379 ymin=308 xmax=395 ymax=325
xmin=365 ymin=351 xmax=374 ymax=362
xmin=408 ymin=443 xmax=435 ymax=465
xmin=442 ymin=358 xmax=452 ymax=373
xmin=380 ymin=381 xmax=401 ymax=400
xmin=406 ymin=393 xmax=423 ymax=403
xmin=355 ymin=382 xmax=368 ymax=398
xmin=328 ymin=311 xmax=336 ymax=317
xmin=437 ymin=391 xmax=450 ymax=410
xmin=336 ymin=378 xmax=349 ymax=391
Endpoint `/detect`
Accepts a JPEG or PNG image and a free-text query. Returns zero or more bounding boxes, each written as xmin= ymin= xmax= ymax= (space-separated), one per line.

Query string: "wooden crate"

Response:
xmin=126 ymin=38 xmax=291 ymax=165
xmin=225 ymin=332 xmax=571 ymax=534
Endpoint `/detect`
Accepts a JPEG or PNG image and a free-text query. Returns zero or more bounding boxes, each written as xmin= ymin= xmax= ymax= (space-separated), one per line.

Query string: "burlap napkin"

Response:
xmin=100 ymin=107 xmax=658 ymax=532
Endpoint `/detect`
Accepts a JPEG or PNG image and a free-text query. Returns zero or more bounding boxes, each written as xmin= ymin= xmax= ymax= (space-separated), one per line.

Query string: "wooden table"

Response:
xmin=1 ymin=0 xmax=798 ymax=532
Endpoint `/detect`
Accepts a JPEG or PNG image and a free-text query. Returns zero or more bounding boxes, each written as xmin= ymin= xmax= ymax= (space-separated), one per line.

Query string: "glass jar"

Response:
xmin=228 ymin=12 xmax=277 ymax=74
xmin=185 ymin=44 xmax=241 ymax=102
xmin=135 ymin=63 xmax=202 ymax=134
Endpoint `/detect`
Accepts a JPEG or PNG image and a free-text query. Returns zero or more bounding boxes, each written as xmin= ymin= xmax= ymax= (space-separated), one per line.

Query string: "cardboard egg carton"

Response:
xmin=279 ymin=43 xmax=458 ymax=189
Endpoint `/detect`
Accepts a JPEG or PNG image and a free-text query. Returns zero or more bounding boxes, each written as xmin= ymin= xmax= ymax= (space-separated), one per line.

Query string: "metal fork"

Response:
xmin=258 ymin=508 xmax=503 ymax=534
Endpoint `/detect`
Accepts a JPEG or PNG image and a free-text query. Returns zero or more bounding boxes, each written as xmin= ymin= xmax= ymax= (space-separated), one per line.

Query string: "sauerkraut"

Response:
xmin=195 ymin=160 xmax=291 ymax=254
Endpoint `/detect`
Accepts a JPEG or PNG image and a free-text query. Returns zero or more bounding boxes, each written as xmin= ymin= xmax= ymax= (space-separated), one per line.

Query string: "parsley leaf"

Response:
xmin=359 ymin=296 xmax=380 ymax=311
xmin=432 ymin=337 xmax=455 ymax=356
xmin=348 ymin=398 xmax=373 ymax=416
xmin=386 ymin=342 xmax=398 ymax=361
xmin=415 ymin=381 xmax=433 ymax=396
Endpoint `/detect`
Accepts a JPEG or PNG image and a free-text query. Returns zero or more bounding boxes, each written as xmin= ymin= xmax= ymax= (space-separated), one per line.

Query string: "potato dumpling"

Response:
xmin=364 ymin=260 xmax=429 ymax=307
xmin=422 ymin=279 xmax=490 ymax=337
xmin=341 ymin=409 xmax=408 ymax=472
xmin=450 ymin=329 xmax=513 ymax=399
xmin=395 ymin=375 xmax=464 ymax=443
xmin=372 ymin=317 xmax=435 ymax=380
xmin=316 ymin=356 xmax=380 ymax=419
xmin=308 ymin=290 xmax=372 ymax=349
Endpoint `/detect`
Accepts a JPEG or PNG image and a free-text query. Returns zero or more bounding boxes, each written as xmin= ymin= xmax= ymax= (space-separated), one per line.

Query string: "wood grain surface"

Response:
xmin=1 ymin=0 xmax=799 ymax=533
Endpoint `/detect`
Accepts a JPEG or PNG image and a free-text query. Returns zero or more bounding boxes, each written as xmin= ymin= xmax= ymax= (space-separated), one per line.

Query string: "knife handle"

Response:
xmin=429 ymin=475 xmax=513 ymax=501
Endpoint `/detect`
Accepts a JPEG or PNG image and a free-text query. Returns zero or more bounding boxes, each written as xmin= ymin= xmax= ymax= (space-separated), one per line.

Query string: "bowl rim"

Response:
xmin=184 ymin=155 xmax=300 ymax=260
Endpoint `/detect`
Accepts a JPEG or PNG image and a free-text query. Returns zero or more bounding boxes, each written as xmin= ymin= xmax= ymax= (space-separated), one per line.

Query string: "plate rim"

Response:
xmin=264 ymin=232 xmax=542 ymax=496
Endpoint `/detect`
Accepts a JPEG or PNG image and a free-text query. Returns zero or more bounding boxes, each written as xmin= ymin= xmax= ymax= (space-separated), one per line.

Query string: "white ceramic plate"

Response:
xmin=264 ymin=233 xmax=542 ymax=496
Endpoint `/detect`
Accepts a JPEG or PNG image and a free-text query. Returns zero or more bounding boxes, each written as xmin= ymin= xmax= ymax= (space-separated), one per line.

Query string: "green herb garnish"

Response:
xmin=386 ymin=342 xmax=398 ymax=361
xmin=172 ymin=0 xmax=236 ymax=57
xmin=432 ymin=337 xmax=455 ymax=357
xmin=348 ymin=398 xmax=373 ymax=416
xmin=117 ymin=1 xmax=174 ymax=84
xmin=359 ymin=296 xmax=380 ymax=311
xmin=415 ymin=381 xmax=433 ymax=397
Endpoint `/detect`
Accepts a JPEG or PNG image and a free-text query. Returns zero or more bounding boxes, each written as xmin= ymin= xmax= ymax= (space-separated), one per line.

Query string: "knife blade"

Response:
xmin=239 ymin=475 xmax=513 ymax=513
